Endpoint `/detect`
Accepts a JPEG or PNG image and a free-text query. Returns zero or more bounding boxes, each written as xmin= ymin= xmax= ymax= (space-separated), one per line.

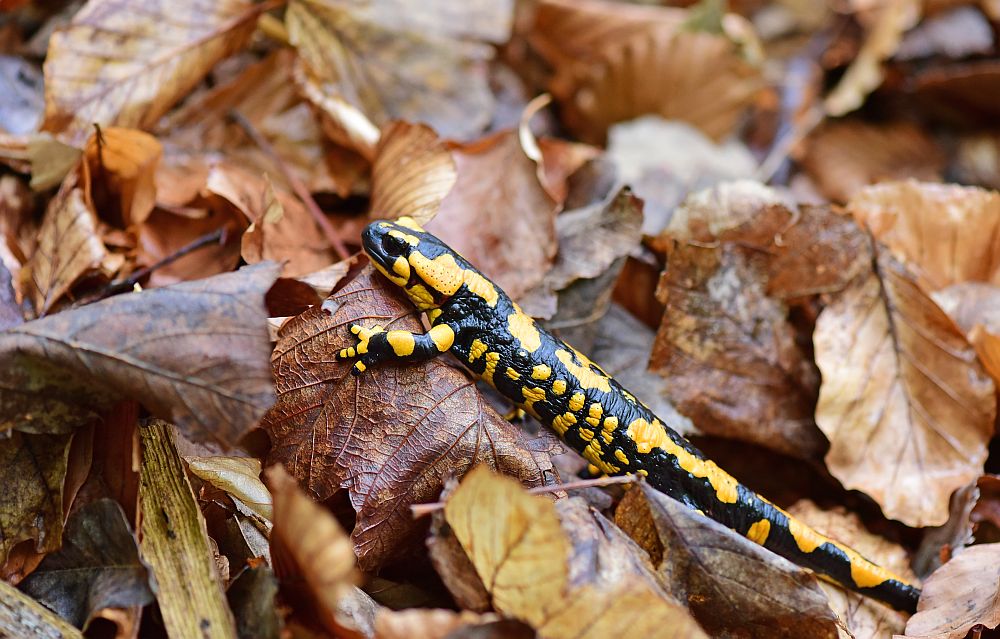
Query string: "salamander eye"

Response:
xmin=381 ymin=233 xmax=408 ymax=255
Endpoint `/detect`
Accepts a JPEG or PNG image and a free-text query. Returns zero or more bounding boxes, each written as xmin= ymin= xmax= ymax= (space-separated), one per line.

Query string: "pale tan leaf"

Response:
xmin=370 ymin=121 xmax=456 ymax=225
xmin=903 ymin=544 xmax=1000 ymax=639
xmin=814 ymin=248 xmax=995 ymax=526
xmin=933 ymin=282 xmax=1000 ymax=385
xmin=848 ymin=181 xmax=1000 ymax=291
xmin=185 ymin=456 xmax=272 ymax=522
xmin=27 ymin=133 xmax=81 ymax=191
xmin=42 ymin=0 xmax=262 ymax=144
xmin=139 ymin=420 xmax=237 ymax=639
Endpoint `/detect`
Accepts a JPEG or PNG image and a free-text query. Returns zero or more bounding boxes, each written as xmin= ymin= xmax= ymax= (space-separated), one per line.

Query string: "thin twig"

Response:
xmin=229 ymin=109 xmax=350 ymax=261
xmin=409 ymin=473 xmax=640 ymax=518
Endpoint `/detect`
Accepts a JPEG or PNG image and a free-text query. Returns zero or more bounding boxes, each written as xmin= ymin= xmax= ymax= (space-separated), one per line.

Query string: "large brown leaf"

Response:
xmin=527 ymin=0 xmax=763 ymax=143
xmin=0 ymin=263 xmax=279 ymax=447
xmin=428 ymin=130 xmax=558 ymax=301
xmin=814 ymin=247 xmax=995 ymax=527
xmin=615 ymin=484 xmax=839 ymax=639
xmin=369 ymin=121 xmax=456 ymax=224
xmin=42 ymin=0 xmax=262 ymax=145
xmin=263 ymin=267 xmax=555 ymax=570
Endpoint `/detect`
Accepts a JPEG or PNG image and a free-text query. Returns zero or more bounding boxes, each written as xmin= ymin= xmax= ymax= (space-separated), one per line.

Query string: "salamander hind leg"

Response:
xmin=338 ymin=322 xmax=457 ymax=375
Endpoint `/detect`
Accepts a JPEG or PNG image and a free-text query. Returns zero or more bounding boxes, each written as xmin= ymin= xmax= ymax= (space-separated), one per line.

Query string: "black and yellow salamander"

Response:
xmin=339 ymin=216 xmax=921 ymax=612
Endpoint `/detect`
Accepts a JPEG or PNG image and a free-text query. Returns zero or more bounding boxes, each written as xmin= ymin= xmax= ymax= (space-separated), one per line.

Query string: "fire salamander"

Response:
xmin=340 ymin=217 xmax=921 ymax=612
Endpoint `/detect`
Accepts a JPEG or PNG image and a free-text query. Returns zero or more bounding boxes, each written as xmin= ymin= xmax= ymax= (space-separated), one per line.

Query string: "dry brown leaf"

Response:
xmin=801 ymin=120 xmax=945 ymax=203
xmin=286 ymin=0 xmax=509 ymax=143
xmin=787 ymin=500 xmax=912 ymax=639
xmin=84 ymin=127 xmax=161 ymax=227
xmin=814 ymin=247 xmax=995 ymax=527
xmin=848 ymin=181 xmax=1000 ymax=291
xmin=428 ymin=130 xmax=558 ymax=301
xmin=369 ymin=121 xmax=456 ymax=225
xmin=27 ymin=133 xmax=82 ymax=191
xmin=263 ymin=267 xmax=555 ymax=570
xmin=903 ymin=543 xmax=1000 ymax=639
xmin=42 ymin=0 xmax=262 ymax=144
xmin=0 ymin=263 xmax=279 ymax=447
xmin=932 ymin=282 xmax=1000 ymax=385
xmin=528 ymin=0 xmax=763 ymax=143
xmin=186 ymin=456 xmax=272 ymax=522
xmin=825 ymin=0 xmax=920 ymax=116
xmin=23 ymin=180 xmax=106 ymax=316
xmin=136 ymin=206 xmax=245 ymax=287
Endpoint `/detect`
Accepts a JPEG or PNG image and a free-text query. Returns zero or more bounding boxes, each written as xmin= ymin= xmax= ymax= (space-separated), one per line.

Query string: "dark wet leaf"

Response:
xmin=227 ymin=566 xmax=282 ymax=639
xmin=0 ymin=579 xmax=82 ymax=639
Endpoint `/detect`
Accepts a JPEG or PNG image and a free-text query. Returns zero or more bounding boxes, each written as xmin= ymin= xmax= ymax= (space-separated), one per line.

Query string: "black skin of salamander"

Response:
xmin=347 ymin=221 xmax=920 ymax=613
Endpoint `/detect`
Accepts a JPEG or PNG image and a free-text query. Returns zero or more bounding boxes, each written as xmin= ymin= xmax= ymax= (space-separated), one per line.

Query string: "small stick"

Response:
xmin=410 ymin=473 xmax=640 ymax=518
xmin=229 ymin=109 xmax=350 ymax=261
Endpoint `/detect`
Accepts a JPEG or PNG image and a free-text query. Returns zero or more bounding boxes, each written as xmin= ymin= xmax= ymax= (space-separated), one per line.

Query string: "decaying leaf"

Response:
xmin=186 ymin=456 xmax=272 ymax=522
xmin=19 ymin=498 xmax=153 ymax=630
xmin=373 ymin=609 xmax=516 ymax=639
xmin=848 ymin=181 xmax=1000 ymax=291
xmin=0 ymin=262 xmax=279 ymax=446
xmin=42 ymin=0 xmax=263 ymax=144
xmin=444 ymin=467 xmax=708 ymax=639
xmin=369 ymin=121 xmax=456 ymax=225
xmin=528 ymin=0 xmax=763 ymax=143
xmin=814 ymin=247 xmax=995 ymax=527
xmin=0 ymin=579 xmax=83 ymax=639
xmin=615 ymin=484 xmax=839 ymax=639
xmin=0 ymin=432 xmax=73 ymax=566
xmin=264 ymin=267 xmax=555 ymax=570
xmin=226 ymin=565 xmax=282 ymax=639
xmin=903 ymin=543 xmax=1000 ymax=639
xmin=83 ymin=126 xmax=162 ymax=226
xmin=139 ymin=420 xmax=238 ymax=639
xmin=429 ymin=130 xmax=558 ymax=301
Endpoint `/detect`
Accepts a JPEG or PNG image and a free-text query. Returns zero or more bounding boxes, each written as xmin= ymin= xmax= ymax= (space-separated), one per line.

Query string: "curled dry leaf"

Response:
xmin=801 ymin=120 xmax=944 ymax=203
xmin=263 ymin=267 xmax=555 ymax=570
xmin=84 ymin=127 xmax=162 ymax=226
xmin=286 ymin=0 xmax=510 ymax=144
xmin=0 ymin=432 xmax=72 ymax=565
xmin=932 ymin=282 xmax=1000 ymax=385
xmin=903 ymin=543 xmax=1000 ymax=639
xmin=528 ymin=0 xmax=763 ymax=143
xmin=369 ymin=121 xmax=456 ymax=225
xmin=848 ymin=181 xmax=1000 ymax=291
xmin=814 ymin=247 xmax=995 ymax=527
xmin=786 ymin=500 xmax=911 ymax=639
xmin=42 ymin=0 xmax=263 ymax=145
xmin=0 ymin=262 xmax=279 ymax=447
xmin=428 ymin=130 xmax=558 ymax=301
xmin=615 ymin=484 xmax=839 ymax=639
xmin=19 ymin=498 xmax=154 ymax=630
xmin=186 ymin=456 xmax=272 ymax=522
xmin=24 ymin=180 xmax=106 ymax=316
xmin=0 ymin=579 xmax=83 ymax=639
xmin=444 ymin=467 xmax=707 ymax=639
xmin=138 ymin=420 xmax=237 ymax=639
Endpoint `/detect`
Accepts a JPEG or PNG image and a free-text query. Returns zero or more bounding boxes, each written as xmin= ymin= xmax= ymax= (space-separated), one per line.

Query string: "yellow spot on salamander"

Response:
xmin=568 ymin=392 xmax=586 ymax=412
xmin=483 ymin=352 xmax=500 ymax=385
xmin=521 ymin=386 xmax=546 ymax=409
xmin=354 ymin=362 xmax=366 ymax=373
xmin=408 ymin=251 xmax=499 ymax=306
xmin=507 ymin=312 xmax=542 ymax=352
xmin=506 ymin=367 xmax=520 ymax=380
xmin=531 ymin=364 xmax=551 ymax=380
xmin=427 ymin=308 xmax=442 ymax=323
xmin=406 ymin=283 xmax=436 ymax=309
xmin=622 ymin=390 xmax=637 ymax=404
xmin=747 ymin=519 xmax=771 ymax=545
xmin=579 ymin=428 xmax=595 ymax=442
xmin=394 ymin=216 xmax=422 ymax=231
xmin=387 ymin=229 xmax=420 ymax=245
xmin=637 ymin=469 xmax=648 ymax=477
xmin=468 ymin=339 xmax=488 ymax=363
xmin=552 ymin=412 xmax=577 ymax=436
xmin=602 ymin=416 xmax=619 ymax=432
xmin=601 ymin=430 xmax=613 ymax=444
xmin=586 ymin=464 xmax=600 ymax=476
xmin=392 ymin=255 xmax=410 ymax=279
xmin=787 ymin=518 xmax=826 ymax=553
xmin=428 ymin=324 xmax=455 ymax=352
xmin=387 ymin=331 xmax=415 ymax=356
xmin=555 ymin=349 xmax=611 ymax=393
xmin=845 ymin=548 xmax=894 ymax=589
xmin=586 ymin=403 xmax=603 ymax=427
xmin=614 ymin=449 xmax=630 ymax=465
xmin=552 ymin=379 xmax=567 ymax=395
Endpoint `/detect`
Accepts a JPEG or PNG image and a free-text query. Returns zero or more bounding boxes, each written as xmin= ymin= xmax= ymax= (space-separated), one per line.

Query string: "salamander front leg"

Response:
xmin=338 ymin=322 xmax=457 ymax=375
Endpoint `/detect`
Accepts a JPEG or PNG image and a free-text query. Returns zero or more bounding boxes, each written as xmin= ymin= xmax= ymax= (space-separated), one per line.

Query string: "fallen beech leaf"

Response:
xmin=428 ymin=130 xmax=558 ymax=301
xmin=24 ymin=181 xmax=106 ymax=315
xmin=138 ymin=420 xmax=237 ymax=639
xmin=848 ymin=181 xmax=1000 ymax=291
xmin=0 ymin=579 xmax=83 ymax=639
xmin=913 ymin=482 xmax=979 ymax=578
xmin=932 ymin=282 xmax=1000 ymax=385
xmin=286 ymin=0 xmax=509 ymax=142
xmin=19 ymin=498 xmax=153 ymax=630
xmin=428 ymin=502 xmax=492 ymax=612
xmin=186 ymin=456 xmax=272 ymax=522
xmin=444 ymin=467 xmax=706 ymax=639
xmin=824 ymin=0 xmax=920 ymax=116
xmin=226 ymin=565 xmax=282 ymax=639
xmin=374 ymin=609 xmax=516 ymax=639
xmin=42 ymin=0 xmax=263 ymax=144
xmin=369 ymin=121 xmax=456 ymax=225
xmin=84 ymin=127 xmax=161 ymax=226
xmin=615 ymin=484 xmax=839 ymax=639
xmin=0 ymin=432 xmax=72 ymax=565
xmin=903 ymin=543 xmax=1000 ymax=639
xmin=27 ymin=133 xmax=81 ymax=191
xmin=136 ymin=206 xmax=245 ymax=287
xmin=814 ymin=247 xmax=995 ymax=527
xmin=264 ymin=267 xmax=555 ymax=569
xmin=528 ymin=0 xmax=763 ymax=143
xmin=292 ymin=60 xmax=380 ymax=161
xmin=0 ymin=263 xmax=279 ymax=446
xmin=786 ymin=500 xmax=911 ymax=638
xmin=801 ymin=120 xmax=944 ymax=203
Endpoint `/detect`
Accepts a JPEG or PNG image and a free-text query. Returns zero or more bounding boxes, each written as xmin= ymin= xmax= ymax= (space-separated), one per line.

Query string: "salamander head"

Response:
xmin=362 ymin=217 xmax=476 ymax=311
